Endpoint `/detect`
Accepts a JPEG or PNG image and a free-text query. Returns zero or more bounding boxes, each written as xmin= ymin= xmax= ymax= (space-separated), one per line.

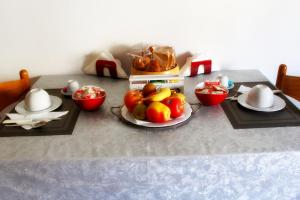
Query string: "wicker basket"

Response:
xmin=130 ymin=65 xmax=180 ymax=75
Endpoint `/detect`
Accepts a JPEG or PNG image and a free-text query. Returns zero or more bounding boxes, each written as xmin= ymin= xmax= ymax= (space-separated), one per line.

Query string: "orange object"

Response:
xmin=0 ymin=69 xmax=31 ymax=111
xmin=276 ymin=64 xmax=300 ymax=101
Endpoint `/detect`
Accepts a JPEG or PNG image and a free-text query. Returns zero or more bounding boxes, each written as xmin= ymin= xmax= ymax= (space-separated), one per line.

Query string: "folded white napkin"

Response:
xmin=6 ymin=111 xmax=69 ymax=130
xmin=237 ymin=85 xmax=251 ymax=94
xmin=237 ymin=85 xmax=300 ymax=109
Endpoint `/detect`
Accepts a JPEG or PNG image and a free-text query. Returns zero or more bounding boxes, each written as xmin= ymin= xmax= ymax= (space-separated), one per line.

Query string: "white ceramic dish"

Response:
xmin=15 ymin=96 xmax=62 ymax=114
xmin=237 ymin=93 xmax=286 ymax=112
xmin=25 ymin=88 xmax=51 ymax=111
xmin=121 ymin=103 xmax=193 ymax=128
xmin=61 ymin=80 xmax=80 ymax=96
xmin=227 ymin=80 xmax=234 ymax=90
xmin=66 ymin=80 xmax=80 ymax=92
xmin=61 ymin=88 xmax=73 ymax=96
xmin=246 ymin=84 xmax=273 ymax=108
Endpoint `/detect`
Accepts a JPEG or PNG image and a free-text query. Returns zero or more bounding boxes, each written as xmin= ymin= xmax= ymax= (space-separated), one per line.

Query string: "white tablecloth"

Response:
xmin=0 ymin=70 xmax=299 ymax=200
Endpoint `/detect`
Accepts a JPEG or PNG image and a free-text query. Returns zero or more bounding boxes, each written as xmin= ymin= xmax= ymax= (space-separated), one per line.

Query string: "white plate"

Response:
xmin=15 ymin=96 xmax=62 ymax=114
xmin=237 ymin=93 xmax=286 ymax=112
xmin=121 ymin=103 xmax=193 ymax=128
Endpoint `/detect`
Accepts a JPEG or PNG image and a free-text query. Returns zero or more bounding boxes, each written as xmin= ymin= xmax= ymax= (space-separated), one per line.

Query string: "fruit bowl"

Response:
xmin=72 ymin=85 xmax=106 ymax=111
xmin=120 ymin=103 xmax=193 ymax=128
xmin=123 ymin=83 xmax=186 ymax=123
xmin=194 ymin=82 xmax=228 ymax=106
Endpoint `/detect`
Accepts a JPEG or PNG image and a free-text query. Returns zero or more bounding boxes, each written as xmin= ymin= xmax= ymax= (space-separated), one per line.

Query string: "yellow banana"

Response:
xmin=145 ymin=88 xmax=171 ymax=102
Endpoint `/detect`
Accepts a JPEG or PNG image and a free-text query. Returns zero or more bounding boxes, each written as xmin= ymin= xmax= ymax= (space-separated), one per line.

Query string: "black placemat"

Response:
xmin=0 ymin=89 xmax=80 ymax=137
xmin=221 ymin=81 xmax=300 ymax=129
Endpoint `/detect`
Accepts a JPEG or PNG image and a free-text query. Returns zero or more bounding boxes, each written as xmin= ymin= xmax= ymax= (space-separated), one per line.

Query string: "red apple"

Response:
xmin=162 ymin=97 xmax=184 ymax=118
xmin=146 ymin=102 xmax=171 ymax=123
xmin=124 ymin=90 xmax=143 ymax=112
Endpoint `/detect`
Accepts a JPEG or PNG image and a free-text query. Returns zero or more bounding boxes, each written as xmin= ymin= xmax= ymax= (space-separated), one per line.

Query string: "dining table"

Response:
xmin=0 ymin=69 xmax=299 ymax=200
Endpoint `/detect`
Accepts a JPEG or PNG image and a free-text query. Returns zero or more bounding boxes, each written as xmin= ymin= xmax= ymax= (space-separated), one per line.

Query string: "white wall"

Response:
xmin=1 ymin=0 xmax=300 ymax=83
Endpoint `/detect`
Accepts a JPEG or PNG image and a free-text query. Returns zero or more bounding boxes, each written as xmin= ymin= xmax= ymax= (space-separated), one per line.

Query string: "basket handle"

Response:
xmin=110 ymin=106 xmax=123 ymax=120
xmin=189 ymin=103 xmax=201 ymax=115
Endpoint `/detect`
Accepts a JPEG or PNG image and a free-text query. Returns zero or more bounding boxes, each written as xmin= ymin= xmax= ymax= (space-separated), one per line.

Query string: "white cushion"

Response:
xmin=82 ymin=51 xmax=128 ymax=79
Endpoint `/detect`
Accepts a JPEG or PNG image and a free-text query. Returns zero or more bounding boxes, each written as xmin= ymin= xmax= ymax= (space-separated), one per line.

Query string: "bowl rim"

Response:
xmin=194 ymin=82 xmax=228 ymax=95
xmin=195 ymin=91 xmax=228 ymax=96
xmin=72 ymin=85 xmax=106 ymax=101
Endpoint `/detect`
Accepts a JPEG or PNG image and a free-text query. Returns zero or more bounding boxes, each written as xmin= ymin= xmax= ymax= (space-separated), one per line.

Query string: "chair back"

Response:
xmin=0 ymin=69 xmax=31 ymax=111
xmin=276 ymin=64 xmax=300 ymax=101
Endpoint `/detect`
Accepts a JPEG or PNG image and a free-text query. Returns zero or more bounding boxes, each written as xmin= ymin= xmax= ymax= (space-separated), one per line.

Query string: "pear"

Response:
xmin=133 ymin=103 xmax=147 ymax=120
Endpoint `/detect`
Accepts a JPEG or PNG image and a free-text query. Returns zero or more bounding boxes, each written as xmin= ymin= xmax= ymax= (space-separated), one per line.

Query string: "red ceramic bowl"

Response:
xmin=194 ymin=82 xmax=228 ymax=106
xmin=72 ymin=86 xmax=106 ymax=111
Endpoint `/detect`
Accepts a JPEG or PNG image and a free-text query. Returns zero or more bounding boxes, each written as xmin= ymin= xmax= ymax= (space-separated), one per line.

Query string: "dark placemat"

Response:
xmin=221 ymin=81 xmax=300 ymax=129
xmin=0 ymin=89 xmax=80 ymax=137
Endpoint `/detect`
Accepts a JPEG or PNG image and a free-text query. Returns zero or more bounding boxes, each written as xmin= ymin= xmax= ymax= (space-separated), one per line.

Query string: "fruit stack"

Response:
xmin=124 ymin=83 xmax=186 ymax=123
xmin=128 ymin=45 xmax=184 ymax=93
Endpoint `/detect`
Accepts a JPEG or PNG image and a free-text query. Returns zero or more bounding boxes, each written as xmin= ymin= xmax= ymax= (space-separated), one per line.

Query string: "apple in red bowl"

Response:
xmin=194 ymin=82 xmax=228 ymax=106
xmin=72 ymin=85 xmax=106 ymax=111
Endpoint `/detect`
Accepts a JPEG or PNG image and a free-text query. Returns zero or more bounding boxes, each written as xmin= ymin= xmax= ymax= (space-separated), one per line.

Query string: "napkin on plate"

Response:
xmin=6 ymin=111 xmax=69 ymax=130
xmin=237 ymin=85 xmax=251 ymax=94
